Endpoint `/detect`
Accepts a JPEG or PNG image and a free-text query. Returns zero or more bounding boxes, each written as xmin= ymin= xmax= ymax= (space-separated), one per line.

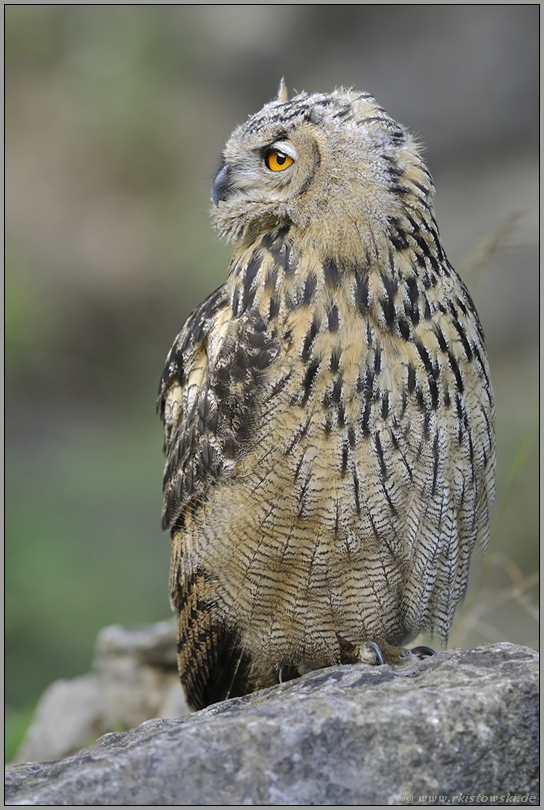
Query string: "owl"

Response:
xmin=158 ymin=80 xmax=496 ymax=711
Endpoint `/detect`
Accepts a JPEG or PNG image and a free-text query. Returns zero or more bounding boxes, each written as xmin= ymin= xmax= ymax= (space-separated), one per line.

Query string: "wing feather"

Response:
xmin=158 ymin=285 xmax=231 ymax=531
xmin=158 ymin=282 xmax=282 ymax=709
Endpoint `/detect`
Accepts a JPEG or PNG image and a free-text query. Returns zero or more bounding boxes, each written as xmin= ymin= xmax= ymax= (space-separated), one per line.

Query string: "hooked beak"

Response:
xmin=211 ymin=164 xmax=232 ymax=206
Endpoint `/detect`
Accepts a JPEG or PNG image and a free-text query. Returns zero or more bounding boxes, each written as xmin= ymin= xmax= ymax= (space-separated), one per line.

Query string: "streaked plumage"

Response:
xmin=158 ymin=82 xmax=496 ymax=710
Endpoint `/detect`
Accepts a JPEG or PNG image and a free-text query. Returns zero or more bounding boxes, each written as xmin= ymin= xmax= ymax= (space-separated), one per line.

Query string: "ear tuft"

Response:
xmin=276 ymin=77 xmax=289 ymax=103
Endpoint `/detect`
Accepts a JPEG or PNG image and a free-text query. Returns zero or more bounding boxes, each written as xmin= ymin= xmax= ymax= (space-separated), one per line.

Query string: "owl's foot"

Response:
xmin=355 ymin=642 xmax=437 ymax=666
xmin=357 ymin=641 xmax=411 ymax=665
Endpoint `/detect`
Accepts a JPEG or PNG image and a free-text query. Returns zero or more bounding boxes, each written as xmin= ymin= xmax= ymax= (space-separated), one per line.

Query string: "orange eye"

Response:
xmin=265 ymin=148 xmax=294 ymax=172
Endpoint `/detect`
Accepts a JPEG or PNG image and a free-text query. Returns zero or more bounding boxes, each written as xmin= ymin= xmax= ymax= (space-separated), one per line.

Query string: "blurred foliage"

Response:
xmin=5 ymin=6 xmax=538 ymax=762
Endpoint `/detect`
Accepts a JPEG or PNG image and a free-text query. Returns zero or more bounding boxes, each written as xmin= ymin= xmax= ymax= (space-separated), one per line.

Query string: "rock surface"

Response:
xmin=6 ymin=643 xmax=539 ymax=806
xmin=13 ymin=620 xmax=189 ymax=764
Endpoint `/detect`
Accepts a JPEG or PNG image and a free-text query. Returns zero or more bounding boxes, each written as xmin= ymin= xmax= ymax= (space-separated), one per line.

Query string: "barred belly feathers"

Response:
xmin=158 ymin=81 xmax=496 ymax=711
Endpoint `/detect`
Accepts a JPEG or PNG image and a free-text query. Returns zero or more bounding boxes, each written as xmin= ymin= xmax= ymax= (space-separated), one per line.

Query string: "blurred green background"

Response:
xmin=5 ymin=6 xmax=538 ymax=760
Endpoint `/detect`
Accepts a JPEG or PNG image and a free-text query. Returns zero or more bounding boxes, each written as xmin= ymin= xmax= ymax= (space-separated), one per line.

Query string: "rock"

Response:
xmin=6 ymin=643 xmax=539 ymax=806
xmin=13 ymin=619 xmax=189 ymax=764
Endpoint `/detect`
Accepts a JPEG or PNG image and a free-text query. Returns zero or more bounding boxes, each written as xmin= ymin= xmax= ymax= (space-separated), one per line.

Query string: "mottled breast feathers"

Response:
xmin=158 ymin=84 xmax=496 ymax=711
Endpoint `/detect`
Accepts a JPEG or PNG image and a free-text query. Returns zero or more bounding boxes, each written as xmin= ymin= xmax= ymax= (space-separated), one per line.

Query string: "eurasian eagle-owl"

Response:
xmin=158 ymin=81 xmax=496 ymax=711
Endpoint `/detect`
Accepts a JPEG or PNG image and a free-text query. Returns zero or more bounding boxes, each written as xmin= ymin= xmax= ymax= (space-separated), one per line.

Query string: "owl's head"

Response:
xmin=212 ymin=81 xmax=435 ymax=261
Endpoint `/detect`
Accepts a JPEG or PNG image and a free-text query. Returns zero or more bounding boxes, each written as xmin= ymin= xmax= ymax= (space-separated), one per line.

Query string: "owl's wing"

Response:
xmin=158 ymin=284 xmax=230 ymax=533
xmin=158 ymin=284 xmax=281 ymax=709
xmin=158 ymin=283 xmax=281 ymax=532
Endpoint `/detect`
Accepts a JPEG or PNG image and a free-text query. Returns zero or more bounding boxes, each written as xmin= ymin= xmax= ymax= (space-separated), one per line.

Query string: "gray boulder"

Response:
xmin=13 ymin=620 xmax=189 ymax=764
xmin=5 ymin=643 xmax=538 ymax=806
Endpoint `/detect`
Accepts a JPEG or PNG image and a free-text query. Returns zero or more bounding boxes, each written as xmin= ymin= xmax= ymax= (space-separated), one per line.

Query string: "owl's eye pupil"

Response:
xmin=265 ymin=148 xmax=294 ymax=172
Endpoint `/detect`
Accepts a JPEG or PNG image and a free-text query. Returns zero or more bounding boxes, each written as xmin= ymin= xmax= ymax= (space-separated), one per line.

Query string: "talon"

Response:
xmin=278 ymin=663 xmax=298 ymax=683
xmin=410 ymin=645 xmax=436 ymax=658
xmin=359 ymin=641 xmax=385 ymax=665
xmin=369 ymin=642 xmax=385 ymax=665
